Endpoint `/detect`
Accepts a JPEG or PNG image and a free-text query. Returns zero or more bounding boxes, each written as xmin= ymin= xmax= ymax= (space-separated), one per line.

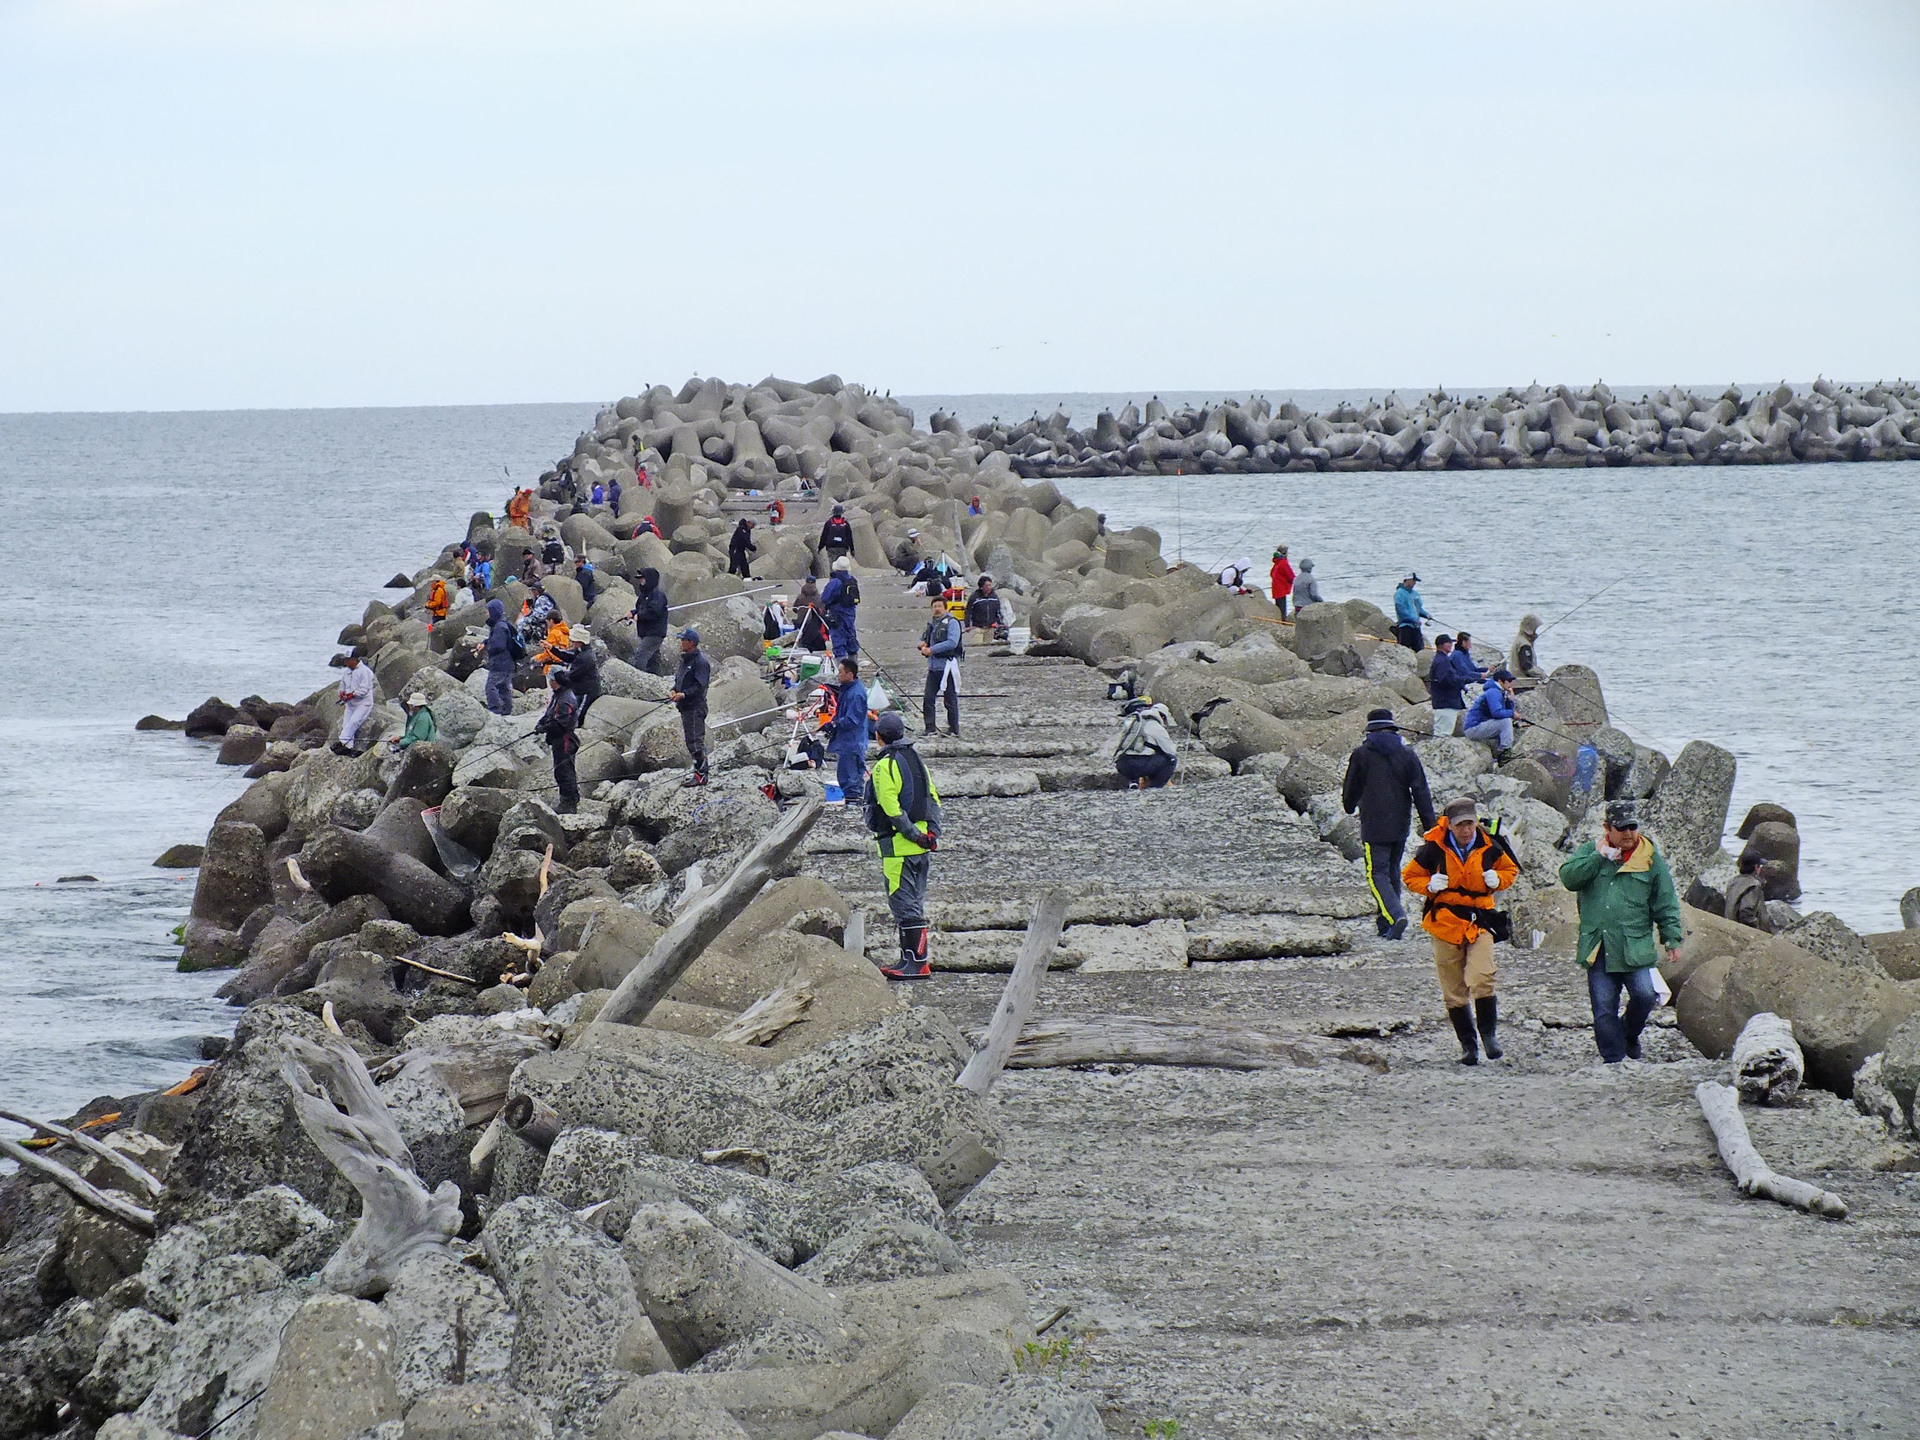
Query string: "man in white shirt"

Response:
xmin=333 ymin=655 xmax=377 ymax=755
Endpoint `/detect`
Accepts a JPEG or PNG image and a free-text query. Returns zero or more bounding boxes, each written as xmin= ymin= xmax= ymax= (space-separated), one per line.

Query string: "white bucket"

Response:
xmin=1007 ymin=625 xmax=1032 ymax=656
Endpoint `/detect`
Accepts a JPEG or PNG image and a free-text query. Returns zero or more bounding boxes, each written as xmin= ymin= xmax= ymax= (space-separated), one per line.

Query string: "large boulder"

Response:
xmin=299 ymin=826 xmax=469 ymax=935
xmin=1641 ymin=739 xmax=1735 ymax=892
xmin=190 ymin=821 xmax=272 ymax=931
xmin=252 ymin=1294 xmax=403 ymax=1440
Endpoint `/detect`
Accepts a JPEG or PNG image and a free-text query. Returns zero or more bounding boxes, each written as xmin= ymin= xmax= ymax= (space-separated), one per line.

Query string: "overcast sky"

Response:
xmin=3 ymin=0 xmax=1916 ymax=412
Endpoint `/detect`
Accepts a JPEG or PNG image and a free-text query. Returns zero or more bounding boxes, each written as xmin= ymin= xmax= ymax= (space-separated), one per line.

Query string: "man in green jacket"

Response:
xmin=1559 ymin=798 xmax=1685 ymax=1063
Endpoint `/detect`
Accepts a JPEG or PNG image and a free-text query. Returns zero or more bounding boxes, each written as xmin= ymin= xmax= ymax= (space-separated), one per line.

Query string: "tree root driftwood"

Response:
xmin=280 ymin=1034 xmax=463 ymax=1296
xmin=995 ymin=1014 xmax=1389 ymax=1074
xmin=1696 ymin=1081 xmax=1847 ymax=1220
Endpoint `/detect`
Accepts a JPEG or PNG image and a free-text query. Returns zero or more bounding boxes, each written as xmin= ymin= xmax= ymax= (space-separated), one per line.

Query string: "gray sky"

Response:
xmin=3 ymin=0 xmax=1915 ymax=412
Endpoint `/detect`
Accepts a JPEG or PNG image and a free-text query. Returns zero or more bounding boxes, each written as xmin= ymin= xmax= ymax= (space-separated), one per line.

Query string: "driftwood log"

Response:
xmin=713 ymin=979 xmax=814 ymax=1046
xmin=1696 ymin=1080 xmax=1847 ymax=1219
xmin=0 ymin=1108 xmax=163 ymax=1199
xmin=280 ymin=1034 xmax=464 ymax=1295
xmin=956 ymin=890 xmax=1069 ymax=1096
xmin=1729 ymin=1012 xmax=1804 ymax=1105
xmin=0 ymin=1135 xmax=156 ymax=1235
xmin=998 ymin=1015 xmax=1376 ymax=1073
xmin=589 ymin=796 xmax=823 ymax=1032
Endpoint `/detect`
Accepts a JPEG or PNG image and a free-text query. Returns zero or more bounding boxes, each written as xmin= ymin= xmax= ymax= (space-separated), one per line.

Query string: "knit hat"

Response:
xmin=832 ymin=556 xmax=850 ymax=572
xmin=876 ymin=712 xmax=906 ymax=742
xmin=1444 ymin=797 xmax=1477 ymax=821
xmin=1606 ymin=799 xmax=1640 ymax=829
xmin=832 ymin=503 xmax=844 ymax=515
xmin=1365 ymin=708 xmax=1396 ymax=732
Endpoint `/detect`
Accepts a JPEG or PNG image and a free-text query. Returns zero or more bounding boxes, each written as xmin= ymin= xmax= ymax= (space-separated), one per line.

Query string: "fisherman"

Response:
xmin=728 ymin=518 xmax=757 ymax=578
xmin=1111 ymin=695 xmax=1179 ymax=789
xmin=505 ymin=487 xmax=532 ymax=532
xmin=1393 ymin=572 xmax=1433 ymax=652
xmin=1559 ymin=799 xmax=1685 ymax=1064
xmin=1462 ymin=669 xmax=1518 ymax=755
xmin=766 ymin=498 xmax=786 ymax=526
xmin=541 ymin=531 xmax=566 ymax=571
xmin=607 ymin=476 xmax=623 ymax=514
xmin=627 ymin=568 xmax=669 ymax=674
xmin=908 ymin=551 xmax=949 ymax=595
xmin=574 ymin=554 xmax=598 ymax=607
xmin=1509 ymin=613 xmax=1547 ymax=684
xmin=590 ymin=481 xmax=605 ymax=506
xmin=1270 ymin=545 xmax=1295 ymax=618
xmin=521 ymin=576 xmax=556 ymax=636
xmin=483 ymin=598 xmax=519 ymax=715
xmin=965 ymin=575 xmax=1006 ymax=634
xmin=1403 ymin=797 xmax=1519 ymax=1065
xmin=1342 ymin=708 xmax=1438 ymax=939
xmin=818 ymin=503 xmax=855 ymax=568
xmin=1723 ymin=853 xmax=1772 ymax=931
xmin=633 ymin=513 xmax=660 ymax=539
xmin=519 ymin=547 xmax=541 ymax=586
xmin=332 ymin=654 xmax=377 ymax=755
xmin=825 ymin=655 xmax=872 ymax=807
xmin=557 ymin=627 xmax=601 ymax=725
xmin=533 ymin=669 xmax=582 ymax=814
xmin=1426 ymin=634 xmax=1471 ymax=737
xmin=530 ymin=616 xmax=572 ymax=674
xmin=424 ymin=575 xmax=451 ymax=629
xmin=791 ymin=575 xmax=828 ymax=653
xmin=865 ymin=711 xmax=942 ymax=980
xmin=894 ymin=528 xmax=925 ymax=575
xmin=468 ymin=551 xmax=493 ymax=594
xmin=1291 ymin=556 xmax=1325 ymax=608
xmin=389 ymin=691 xmax=437 ymax=752
xmin=1453 ymin=630 xmax=1488 ymax=681
xmin=822 ymin=556 xmax=860 ymax=659
xmin=670 ymin=627 xmax=711 ymax=787
xmin=920 ymin=593 xmax=963 ymax=737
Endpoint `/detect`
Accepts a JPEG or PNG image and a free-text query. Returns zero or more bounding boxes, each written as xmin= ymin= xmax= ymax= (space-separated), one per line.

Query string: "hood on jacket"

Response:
xmin=636 ymin=568 xmax=659 ymax=591
xmin=1518 ymin=613 xmax=1541 ymax=636
xmin=1299 ymin=558 xmax=1315 ymax=572
xmin=1362 ymin=728 xmax=1404 ymax=756
xmin=487 ymin=599 xmax=504 ymax=621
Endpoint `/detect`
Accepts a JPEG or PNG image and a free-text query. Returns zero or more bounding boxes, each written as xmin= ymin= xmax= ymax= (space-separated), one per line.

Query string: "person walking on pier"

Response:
xmin=822 ymin=556 xmax=860 ymax=659
xmin=1393 ymin=572 xmax=1434 ymax=652
xmin=1270 ymin=546 xmax=1295 ymax=618
xmin=1403 ymin=797 xmax=1518 ymax=1065
xmin=483 ymin=598 xmax=519 ymax=715
xmin=1343 ymin=708 xmax=1437 ymax=939
xmin=818 ymin=504 xmax=854 ymax=568
xmin=671 ymin=627 xmax=711 ymax=787
xmin=332 ymin=654 xmax=377 ymax=755
xmin=866 ymin=711 xmax=942 ymax=980
xmin=1559 ymin=799 xmax=1685 ymax=1064
xmin=920 ymin=593 xmax=963 ymax=737
xmin=826 ymin=656 xmax=872 ymax=806
xmin=627 ymin=568 xmax=670 ymax=674
xmin=533 ymin=669 xmax=582 ymax=814
xmin=728 ymin=518 xmax=757 ymax=578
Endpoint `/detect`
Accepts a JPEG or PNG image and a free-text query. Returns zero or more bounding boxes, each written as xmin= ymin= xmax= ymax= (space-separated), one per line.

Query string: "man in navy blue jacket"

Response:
xmin=1427 ymin=634 xmax=1473 ymax=736
xmin=919 ymin=595 xmax=963 ymax=737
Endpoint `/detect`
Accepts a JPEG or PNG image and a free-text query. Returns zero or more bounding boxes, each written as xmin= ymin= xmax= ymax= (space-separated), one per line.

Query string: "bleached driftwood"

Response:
xmin=591 ymin=796 xmax=823 ymax=1031
xmin=0 ymin=1136 xmax=156 ymax=1234
xmin=1729 ymin=1012 xmax=1804 ymax=1105
xmin=280 ymin=1035 xmax=463 ymax=1295
xmin=956 ymin=890 xmax=1069 ymax=1095
xmin=0 ymin=1108 xmax=162 ymax=1199
xmin=713 ymin=978 xmax=814 ymax=1046
xmin=998 ymin=1014 xmax=1348 ymax=1072
xmin=1696 ymin=1081 xmax=1847 ymax=1219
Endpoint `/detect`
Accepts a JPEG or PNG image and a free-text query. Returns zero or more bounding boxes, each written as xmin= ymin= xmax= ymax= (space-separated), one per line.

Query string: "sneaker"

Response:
xmin=879 ymin=959 xmax=933 ymax=981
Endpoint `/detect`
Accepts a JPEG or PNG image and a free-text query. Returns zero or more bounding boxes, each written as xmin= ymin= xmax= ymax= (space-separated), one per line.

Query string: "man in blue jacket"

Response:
xmin=1463 ymin=668 xmax=1518 ymax=755
xmin=1393 ymin=572 xmax=1434 ymax=652
xmin=1427 ymin=634 xmax=1471 ymax=736
xmin=483 ymin=598 xmax=519 ymax=715
xmin=825 ymin=656 xmax=872 ymax=806
xmin=920 ymin=594 xmax=963 ymax=737
xmin=821 ymin=556 xmax=860 ymax=660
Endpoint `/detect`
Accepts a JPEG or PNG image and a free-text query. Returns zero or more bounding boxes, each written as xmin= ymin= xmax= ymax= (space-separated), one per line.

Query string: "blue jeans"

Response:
xmin=485 ymin=668 xmax=514 ymax=715
xmin=1588 ymin=962 xmax=1659 ymax=1062
xmin=1463 ymin=716 xmax=1513 ymax=750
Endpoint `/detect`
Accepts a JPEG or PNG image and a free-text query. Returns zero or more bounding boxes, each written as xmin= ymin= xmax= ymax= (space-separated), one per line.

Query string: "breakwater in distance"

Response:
xmin=922 ymin=379 xmax=1920 ymax=477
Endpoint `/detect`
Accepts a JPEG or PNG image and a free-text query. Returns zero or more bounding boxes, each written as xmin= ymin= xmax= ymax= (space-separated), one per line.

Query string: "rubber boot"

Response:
xmin=1447 ymin=1005 xmax=1480 ymax=1066
xmin=1475 ymin=995 xmax=1503 ymax=1060
xmin=881 ymin=924 xmax=932 ymax=980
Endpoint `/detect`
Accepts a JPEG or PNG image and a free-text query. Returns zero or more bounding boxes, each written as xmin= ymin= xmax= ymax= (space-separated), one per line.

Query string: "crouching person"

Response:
xmin=1111 ymin=696 xmax=1179 ymax=789
xmin=1404 ymin=797 xmax=1519 ymax=1065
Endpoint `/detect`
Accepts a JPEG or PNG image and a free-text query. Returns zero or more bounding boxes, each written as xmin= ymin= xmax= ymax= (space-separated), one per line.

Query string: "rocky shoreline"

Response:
xmin=5 ymin=372 xmax=1920 ymax=1440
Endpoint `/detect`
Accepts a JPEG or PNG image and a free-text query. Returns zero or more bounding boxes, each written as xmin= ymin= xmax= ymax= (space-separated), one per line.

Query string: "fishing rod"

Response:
xmin=1537 ymin=575 xmax=1630 ymax=635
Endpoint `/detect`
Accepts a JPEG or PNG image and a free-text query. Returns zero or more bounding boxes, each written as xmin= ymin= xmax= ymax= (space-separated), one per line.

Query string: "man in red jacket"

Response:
xmin=1270 ymin=546 xmax=1295 ymax=618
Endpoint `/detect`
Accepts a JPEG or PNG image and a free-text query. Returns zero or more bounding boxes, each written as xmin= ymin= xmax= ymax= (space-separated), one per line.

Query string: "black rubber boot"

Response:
xmin=1448 ymin=1006 xmax=1480 ymax=1065
xmin=1475 ymin=996 xmax=1503 ymax=1060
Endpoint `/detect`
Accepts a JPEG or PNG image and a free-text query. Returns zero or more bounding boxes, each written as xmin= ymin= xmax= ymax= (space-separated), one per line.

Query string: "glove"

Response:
xmin=916 ymin=830 xmax=937 ymax=851
xmin=1483 ymin=869 xmax=1501 ymax=890
xmin=1426 ymin=873 xmax=1448 ymax=894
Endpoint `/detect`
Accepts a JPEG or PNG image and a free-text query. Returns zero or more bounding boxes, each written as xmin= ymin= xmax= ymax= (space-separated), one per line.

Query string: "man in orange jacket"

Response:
xmin=1403 ymin=796 xmax=1520 ymax=1065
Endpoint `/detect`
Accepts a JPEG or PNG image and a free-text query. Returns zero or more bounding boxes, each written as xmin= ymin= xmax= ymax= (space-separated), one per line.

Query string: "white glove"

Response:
xmin=1427 ymin=873 xmax=1448 ymax=894
xmin=1599 ymin=844 xmax=1622 ymax=862
xmin=1483 ymin=869 xmax=1501 ymax=890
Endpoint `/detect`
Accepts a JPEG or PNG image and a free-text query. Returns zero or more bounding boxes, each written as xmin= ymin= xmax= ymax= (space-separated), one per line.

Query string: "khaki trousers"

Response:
xmin=1433 ymin=932 xmax=1497 ymax=1008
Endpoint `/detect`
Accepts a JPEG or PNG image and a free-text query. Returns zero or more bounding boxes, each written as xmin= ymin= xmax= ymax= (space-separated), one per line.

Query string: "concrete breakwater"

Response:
xmin=5 ymin=373 xmax=1920 ymax=1440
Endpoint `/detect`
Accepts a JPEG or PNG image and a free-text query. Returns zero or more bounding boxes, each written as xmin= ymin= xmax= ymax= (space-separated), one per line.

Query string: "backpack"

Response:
xmin=842 ymin=575 xmax=861 ymax=606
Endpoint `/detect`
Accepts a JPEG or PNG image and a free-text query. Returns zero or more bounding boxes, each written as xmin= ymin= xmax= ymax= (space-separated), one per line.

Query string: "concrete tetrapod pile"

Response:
xmin=950 ymin=377 xmax=1920 ymax=476
xmin=8 ymin=372 xmax=1920 ymax=1440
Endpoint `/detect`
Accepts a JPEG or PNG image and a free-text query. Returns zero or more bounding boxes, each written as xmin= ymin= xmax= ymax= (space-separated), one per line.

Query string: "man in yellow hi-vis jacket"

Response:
xmin=865 ymin=711 xmax=943 ymax=979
